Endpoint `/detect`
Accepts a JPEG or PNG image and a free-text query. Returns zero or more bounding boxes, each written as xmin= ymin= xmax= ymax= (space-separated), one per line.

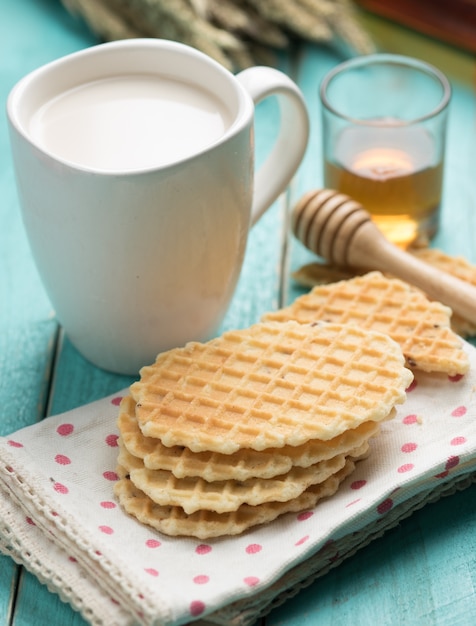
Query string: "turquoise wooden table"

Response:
xmin=1 ymin=1 xmax=476 ymax=625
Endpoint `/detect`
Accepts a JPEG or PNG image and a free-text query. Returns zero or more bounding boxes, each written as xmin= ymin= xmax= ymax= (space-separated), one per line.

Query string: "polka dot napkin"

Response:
xmin=1 ymin=343 xmax=476 ymax=626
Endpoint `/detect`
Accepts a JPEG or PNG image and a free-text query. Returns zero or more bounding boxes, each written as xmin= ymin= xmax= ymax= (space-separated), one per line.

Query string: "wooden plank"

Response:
xmin=13 ymin=574 xmax=90 ymax=626
xmin=0 ymin=0 xmax=100 ymax=427
xmin=0 ymin=561 xmax=18 ymax=624
xmin=0 ymin=1 xmax=99 ymax=624
xmin=284 ymin=44 xmax=343 ymax=308
xmin=0 ymin=2 xmax=95 ymax=624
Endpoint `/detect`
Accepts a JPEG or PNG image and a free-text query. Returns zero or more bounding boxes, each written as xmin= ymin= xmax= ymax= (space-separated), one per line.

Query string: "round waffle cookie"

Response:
xmin=130 ymin=320 xmax=412 ymax=454
xmin=117 ymin=439 xmax=368 ymax=514
xmin=264 ymin=272 xmax=469 ymax=376
xmin=292 ymin=250 xmax=476 ymax=339
xmin=118 ymin=395 xmax=380 ymax=481
xmin=114 ymin=460 xmax=356 ymax=539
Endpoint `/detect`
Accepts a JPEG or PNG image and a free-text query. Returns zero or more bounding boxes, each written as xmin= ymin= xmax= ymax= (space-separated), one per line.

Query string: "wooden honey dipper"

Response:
xmin=292 ymin=188 xmax=476 ymax=324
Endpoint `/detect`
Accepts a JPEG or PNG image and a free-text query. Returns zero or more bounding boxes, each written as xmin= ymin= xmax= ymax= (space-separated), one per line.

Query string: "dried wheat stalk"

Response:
xmin=62 ymin=0 xmax=374 ymax=69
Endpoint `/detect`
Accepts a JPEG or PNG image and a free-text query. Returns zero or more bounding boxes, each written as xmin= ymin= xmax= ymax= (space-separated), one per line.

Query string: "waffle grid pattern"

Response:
xmin=114 ymin=461 xmax=355 ymax=539
xmin=131 ymin=321 xmax=411 ymax=453
xmin=118 ymin=441 xmax=358 ymax=514
xmin=118 ymin=397 xmax=380 ymax=481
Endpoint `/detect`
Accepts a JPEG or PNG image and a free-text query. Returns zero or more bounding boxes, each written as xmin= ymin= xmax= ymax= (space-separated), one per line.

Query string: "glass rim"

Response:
xmin=320 ymin=53 xmax=452 ymax=126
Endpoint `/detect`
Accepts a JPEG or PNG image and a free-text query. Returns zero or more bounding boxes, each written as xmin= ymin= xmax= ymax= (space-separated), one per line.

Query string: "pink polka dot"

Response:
xmin=451 ymin=406 xmax=467 ymax=417
xmin=398 ymin=463 xmax=414 ymax=473
xmin=99 ymin=525 xmax=114 ymax=535
xmin=402 ymin=414 xmax=418 ymax=425
xmin=244 ymin=576 xmax=260 ymax=587
xmin=297 ymin=511 xmax=313 ymax=521
xmin=26 ymin=517 xmax=35 ymax=526
xmin=53 ymin=482 xmax=69 ymax=494
xmin=105 ymin=434 xmax=119 ymax=447
xmin=295 ymin=535 xmax=309 ymax=546
xmin=7 ymin=440 xmax=23 ymax=448
xmin=446 ymin=455 xmax=460 ymax=469
xmin=193 ymin=575 xmax=209 ymax=584
xmin=57 ymin=424 xmax=74 ymax=436
xmin=401 ymin=442 xmax=417 ymax=453
xmin=377 ymin=498 xmax=393 ymax=515
xmin=449 ymin=373 xmax=464 ymax=382
xmin=246 ymin=544 xmax=262 ymax=554
xmin=451 ymin=436 xmax=466 ymax=446
xmin=145 ymin=568 xmax=159 ymax=577
xmin=350 ymin=479 xmax=367 ymax=490
xmin=100 ymin=501 xmax=116 ymax=509
xmin=436 ymin=459 xmax=458 ymax=477
xmin=406 ymin=379 xmax=418 ymax=392
xmin=190 ymin=600 xmax=206 ymax=617
xmin=55 ymin=454 xmax=71 ymax=465
xmin=145 ymin=539 xmax=161 ymax=548
xmin=195 ymin=544 xmax=212 ymax=555
xmin=103 ymin=471 xmax=119 ymax=481
xmin=68 ymin=556 xmax=77 ymax=563
xmin=111 ymin=396 xmax=123 ymax=406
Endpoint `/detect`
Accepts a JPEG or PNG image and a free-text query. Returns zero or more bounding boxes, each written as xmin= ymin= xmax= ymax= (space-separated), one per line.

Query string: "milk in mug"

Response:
xmin=29 ymin=74 xmax=233 ymax=171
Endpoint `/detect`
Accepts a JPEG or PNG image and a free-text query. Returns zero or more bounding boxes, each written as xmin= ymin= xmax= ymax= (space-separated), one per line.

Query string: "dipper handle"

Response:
xmin=292 ymin=189 xmax=476 ymax=323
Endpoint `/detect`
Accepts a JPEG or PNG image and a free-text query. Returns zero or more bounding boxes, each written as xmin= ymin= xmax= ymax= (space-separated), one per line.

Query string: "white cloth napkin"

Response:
xmin=1 ymin=342 xmax=476 ymax=626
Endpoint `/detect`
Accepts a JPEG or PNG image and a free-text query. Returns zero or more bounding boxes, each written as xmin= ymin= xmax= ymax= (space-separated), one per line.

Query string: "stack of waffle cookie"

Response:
xmin=115 ymin=320 xmax=413 ymax=539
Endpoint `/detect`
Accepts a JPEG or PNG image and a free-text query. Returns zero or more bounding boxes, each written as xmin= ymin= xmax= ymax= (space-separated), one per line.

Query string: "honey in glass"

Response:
xmin=324 ymin=121 xmax=443 ymax=248
xmin=320 ymin=55 xmax=451 ymax=249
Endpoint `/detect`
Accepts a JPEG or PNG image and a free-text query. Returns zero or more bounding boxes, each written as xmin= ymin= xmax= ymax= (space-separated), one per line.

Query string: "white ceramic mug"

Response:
xmin=7 ymin=39 xmax=309 ymax=375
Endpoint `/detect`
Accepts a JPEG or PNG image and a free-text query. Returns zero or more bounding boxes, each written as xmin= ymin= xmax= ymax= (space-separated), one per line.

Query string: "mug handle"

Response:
xmin=236 ymin=66 xmax=310 ymax=226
